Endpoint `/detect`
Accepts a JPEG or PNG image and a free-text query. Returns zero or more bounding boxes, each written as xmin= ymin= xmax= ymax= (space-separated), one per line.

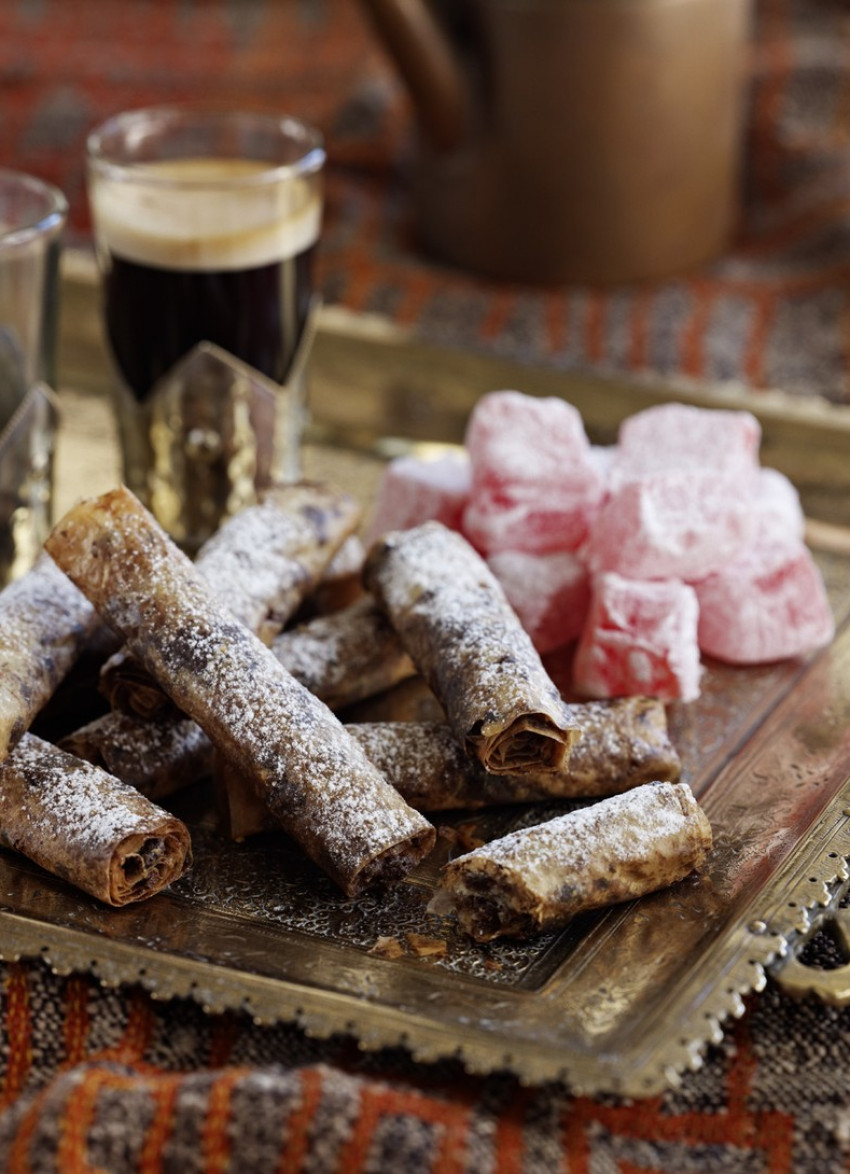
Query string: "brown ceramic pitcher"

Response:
xmin=359 ymin=0 xmax=753 ymax=284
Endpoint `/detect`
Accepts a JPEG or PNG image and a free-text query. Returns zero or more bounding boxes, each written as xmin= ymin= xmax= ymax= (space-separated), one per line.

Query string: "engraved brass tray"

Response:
xmin=3 ymin=271 xmax=850 ymax=1097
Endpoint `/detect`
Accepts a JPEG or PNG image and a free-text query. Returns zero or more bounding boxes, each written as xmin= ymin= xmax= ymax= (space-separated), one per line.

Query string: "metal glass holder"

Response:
xmin=0 ymin=380 xmax=58 ymax=582
xmin=113 ymin=299 xmax=320 ymax=553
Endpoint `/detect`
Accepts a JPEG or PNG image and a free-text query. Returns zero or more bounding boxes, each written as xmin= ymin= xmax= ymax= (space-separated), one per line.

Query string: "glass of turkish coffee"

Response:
xmin=86 ymin=107 xmax=324 ymax=551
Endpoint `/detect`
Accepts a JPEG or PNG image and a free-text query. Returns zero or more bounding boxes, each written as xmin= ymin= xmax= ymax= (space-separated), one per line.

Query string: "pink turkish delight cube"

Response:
xmin=572 ymin=572 xmax=702 ymax=702
xmin=611 ymin=402 xmax=761 ymax=490
xmin=465 ymin=389 xmax=596 ymax=488
xmin=462 ymin=481 xmax=603 ymax=556
xmin=487 ymin=549 xmax=591 ymax=653
xmin=461 ymin=391 xmax=605 ymax=555
xmin=585 ymin=469 xmax=753 ymax=582
xmin=695 ymin=538 xmax=834 ymax=664
xmin=368 ymin=449 xmax=471 ymax=541
xmin=750 ymin=467 xmax=805 ymax=543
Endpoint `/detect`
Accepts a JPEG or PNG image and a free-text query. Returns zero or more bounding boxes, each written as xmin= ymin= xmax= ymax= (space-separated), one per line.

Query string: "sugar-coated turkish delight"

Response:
xmin=750 ymin=467 xmax=806 ymax=543
xmin=611 ymin=402 xmax=761 ymax=489
xmin=368 ymin=449 xmax=471 ymax=541
xmin=463 ymin=481 xmax=603 ymax=555
xmin=585 ymin=469 xmax=753 ymax=582
xmin=487 ymin=549 xmax=590 ymax=653
xmin=573 ymin=572 xmax=702 ymax=701
xmin=695 ymin=538 xmax=834 ymax=664
xmin=465 ymin=389 xmax=596 ymax=488
xmin=461 ymin=390 xmax=605 ymax=555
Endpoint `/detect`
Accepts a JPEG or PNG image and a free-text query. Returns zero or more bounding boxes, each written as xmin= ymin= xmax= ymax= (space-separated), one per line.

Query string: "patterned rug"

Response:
xmin=2 ymin=0 xmax=850 ymax=403
xmin=3 ymin=2 xmax=850 ymax=1170
xmin=2 ymin=953 xmax=850 ymax=1172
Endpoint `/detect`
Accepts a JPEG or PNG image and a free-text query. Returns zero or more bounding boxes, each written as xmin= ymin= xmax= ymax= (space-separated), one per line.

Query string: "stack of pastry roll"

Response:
xmin=63 ymin=481 xmax=367 ymax=794
xmin=0 ymin=482 xmax=363 ymax=904
xmin=0 ymin=554 xmax=191 ymax=905
xmin=25 ymin=480 xmax=711 ymax=933
xmin=46 ymin=487 xmax=436 ymax=897
xmin=361 ymin=523 xmax=710 ymax=939
xmin=211 ymin=516 xmax=707 ymax=940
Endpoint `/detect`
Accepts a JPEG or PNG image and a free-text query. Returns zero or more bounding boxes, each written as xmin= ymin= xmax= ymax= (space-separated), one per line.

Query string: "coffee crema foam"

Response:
xmin=90 ymin=158 xmax=321 ymax=272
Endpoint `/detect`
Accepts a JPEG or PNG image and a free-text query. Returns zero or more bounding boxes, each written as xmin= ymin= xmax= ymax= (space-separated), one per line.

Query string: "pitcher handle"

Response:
xmin=358 ymin=0 xmax=468 ymax=151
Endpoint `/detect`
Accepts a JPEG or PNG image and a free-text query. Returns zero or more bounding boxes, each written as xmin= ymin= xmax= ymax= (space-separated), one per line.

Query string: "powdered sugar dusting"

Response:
xmin=347 ymin=721 xmax=470 ymax=801
xmin=365 ymin=522 xmax=574 ymax=753
xmin=467 ymin=782 xmax=705 ymax=877
xmin=272 ymin=595 xmax=413 ymax=706
xmin=3 ymin=733 xmax=174 ymax=851
xmin=0 ymin=553 xmax=96 ymax=754
xmin=0 ymin=554 xmax=93 ymax=662
xmin=62 ymin=710 xmax=213 ymax=797
xmin=47 ymin=488 xmax=433 ymax=894
xmin=195 ymin=486 xmax=359 ymax=632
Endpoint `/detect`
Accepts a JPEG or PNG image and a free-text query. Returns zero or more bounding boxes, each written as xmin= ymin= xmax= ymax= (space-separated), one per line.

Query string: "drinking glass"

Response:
xmin=0 ymin=170 xmax=66 ymax=582
xmin=86 ymin=107 xmax=325 ymax=550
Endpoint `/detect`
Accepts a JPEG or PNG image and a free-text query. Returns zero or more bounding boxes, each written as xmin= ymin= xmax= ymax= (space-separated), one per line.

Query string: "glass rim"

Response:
xmin=0 ymin=169 xmax=68 ymax=248
xmin=86 ymin=106 xmax=326 ymax=189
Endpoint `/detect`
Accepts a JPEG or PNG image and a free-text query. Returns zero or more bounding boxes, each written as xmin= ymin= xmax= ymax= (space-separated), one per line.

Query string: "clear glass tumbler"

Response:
xmin=0 ymin=170 xmax=67 ymax=582
xmin=87 ymin=107 xmax=325 ymax=550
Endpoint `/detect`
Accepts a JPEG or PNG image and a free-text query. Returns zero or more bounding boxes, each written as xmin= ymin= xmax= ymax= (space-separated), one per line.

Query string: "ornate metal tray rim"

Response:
xmin=0 ymin=797 xmax=849 ymax=1096
xmin=4 ymin=323 xmax=850 ymax=1097
xmin=1 ymin=580 xmax=849 ymax=1098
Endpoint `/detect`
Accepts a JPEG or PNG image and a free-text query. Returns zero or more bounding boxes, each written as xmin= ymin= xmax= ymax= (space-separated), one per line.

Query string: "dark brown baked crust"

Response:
xmin=0 ymin=734 xmax=192 ymax=905
xmin=99 ymin=482 xmax=362 ymax=720
xmin=364 ymin=522 xmax=579 ymax=775
xmin=0 ymin=553 xmax=98 ymax=760
xmin=46 ymin=487 xmax=435 ymax=897
xmin=429 ymin=782 xmax=712 ymax=941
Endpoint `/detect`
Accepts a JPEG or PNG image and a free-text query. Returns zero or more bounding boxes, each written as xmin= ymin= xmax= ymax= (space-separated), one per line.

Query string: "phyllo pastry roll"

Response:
xmin=429 ymin=782 xmax=712 ymax=941
xmin=358 ymin=699 xmax=680 ymax=809
xmin=535 ymin=696 xmax=681 ymax=797
xmin=272 ymin=595 xmax=415 ymax=710
xmin=46 ymin=487 xmax=436 ymax=897
xmin=0 ymin=734 xmax=192 ymax=905
xmin=196 ymin=482 xmax=363 ymax=640
xmin=100 ymin=482 xmax=362 ymax=720
xmin=0 ymin=553 xmax=98 ymax=760
xmin=219 ymin=701 xmax=680 ymax=839
xmin=304 ymin=534 xmax=366 ymax=616
xmin=364 ymin=522 xmax=579 ymax=775
xmin=61 ymin=710 xmax=213 ymax=800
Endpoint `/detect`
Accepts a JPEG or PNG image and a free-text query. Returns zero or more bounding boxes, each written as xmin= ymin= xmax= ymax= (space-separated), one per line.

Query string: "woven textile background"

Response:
xmin=2 ymin=0 xmax=850 ymax=403
xmin=2 ymin=1 xmax=850 ymax=1171
xmin=3 ymin=953 xmax=850 ymax=1172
